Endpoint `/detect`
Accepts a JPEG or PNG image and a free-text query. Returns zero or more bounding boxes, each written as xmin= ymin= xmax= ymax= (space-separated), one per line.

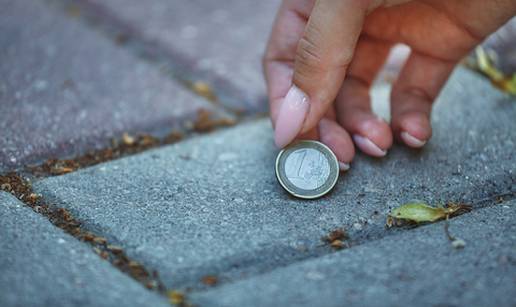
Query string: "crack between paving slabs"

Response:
xmin=0 ymin=173 xmax=168 ymax=293
xmin=184 ymin=179 xmax=515 ymax=292
xmin=17 ymin=108 xmax=239 ymax=178
xmin=1 ymin=172 xmax=205 ymax=306
xmin=0 ymin=116 xmax=244 ymax=306
xmin=44 ymin=0 xmax=266 ymax=118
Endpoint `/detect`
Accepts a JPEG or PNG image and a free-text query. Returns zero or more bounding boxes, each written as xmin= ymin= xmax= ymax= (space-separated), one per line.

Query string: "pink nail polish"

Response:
xmin=339 ymin=162 xmax=350 ymax=171
xmin=352 ymin=135 xmax=387 ymax=157
xmin=401 ymin=131 xmax=426 ymax=148
xmin=274 ymin=85 xmax=310 ymax=148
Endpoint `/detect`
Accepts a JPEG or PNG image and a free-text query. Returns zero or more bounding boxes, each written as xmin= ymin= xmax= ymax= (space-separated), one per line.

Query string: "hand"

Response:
xmin=263 ymin=0 xmax=516 ymax=169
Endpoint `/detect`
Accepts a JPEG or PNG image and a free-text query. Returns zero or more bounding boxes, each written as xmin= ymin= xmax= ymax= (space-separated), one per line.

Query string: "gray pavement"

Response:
xmin=191 ymin=201 xmax=516 ymax=307
xmin=0 ymin=192 xmax=169 ymax=307
xmin=1 ymin=1 xmax=516 ymax=306
xmin=71 ymin=0 xmax=281 ymax=112
xmin=34 ymin=68 xmax=515 ymax=294
xmin=0 ymin=0 xmax=223 ymax=172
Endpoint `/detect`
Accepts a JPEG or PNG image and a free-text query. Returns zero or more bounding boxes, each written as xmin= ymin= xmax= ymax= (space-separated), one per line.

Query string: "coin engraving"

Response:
xmin=284 ymin=148 xmax=330 ymax=190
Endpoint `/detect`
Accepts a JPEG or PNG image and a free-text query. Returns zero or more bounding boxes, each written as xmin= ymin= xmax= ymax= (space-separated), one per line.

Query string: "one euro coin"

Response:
xmin=275 ymin=140 xmax=339 ymax=199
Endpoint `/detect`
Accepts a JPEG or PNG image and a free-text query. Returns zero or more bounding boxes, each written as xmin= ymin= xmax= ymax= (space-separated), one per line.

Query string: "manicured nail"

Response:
xmin=339 ymin=162 xmax=350 ymax=171
xmin=274 ymin=85 xmax=310 ymax=148
xmin=352 ymin=135 xmax=387 ymax=157
xmin=401 ymin=131 xmax=426 ymax=148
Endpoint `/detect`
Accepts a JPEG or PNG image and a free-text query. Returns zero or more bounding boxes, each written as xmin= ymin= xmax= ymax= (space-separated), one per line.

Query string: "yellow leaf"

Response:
xmin=190 ymin=81 xmax=217 ymax=101
xmin=473 ymin=47 xmax=516 ymax=96
xmin=387 ymin=202 xmax=471 ymax=226
xmin=167 ymin=290 xmax=184 ymax=305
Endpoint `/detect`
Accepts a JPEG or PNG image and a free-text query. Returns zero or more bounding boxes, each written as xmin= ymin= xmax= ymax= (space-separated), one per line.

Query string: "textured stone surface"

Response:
xmin=0 ymin=192 xmax=169 ymax=307
xmin=82 ymin=0 xmax=280 ymax=112
xmin=0 ymin=0 xmax=220 ymax=172
xmin=191 ymin=201 xmax=516 ymax=307
xmin=34 ymin=68 xmax=516 ymax=289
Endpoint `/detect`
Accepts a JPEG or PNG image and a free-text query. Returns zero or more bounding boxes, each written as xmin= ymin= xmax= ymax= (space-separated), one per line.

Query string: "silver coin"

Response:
xmin=275 ymin=140 xmax=339 ymax=199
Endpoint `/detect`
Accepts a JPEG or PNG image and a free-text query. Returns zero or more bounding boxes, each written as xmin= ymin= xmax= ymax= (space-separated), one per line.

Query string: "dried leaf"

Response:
xmin=330 ymin=240 xmax=345 ymax=249
xmin=321 ymin=228 xmax=349 ymax=250
xmin=191 ymin=81 xmax=217 ymax=101
xmin=201 ymin=275 xmax=218 ymax=286
xmin=93 ymin=237 xmax=107 ymax=245
xmin=387 ymin=202 xmax=471 ymax=227
xmin=193 ymin=109 xmax=236 ymax=132
xmin=106 ymin=245 xmax=124 ymax=254
xmin=322 ymin=228 xmax=348 ymax=243
xmin=472 ymin=47 xmax=516 ymax=95
xmin=121 ymin=132 xmax=136 ymax=146
xmin=168 ymin=290 xmax=185 ymax=305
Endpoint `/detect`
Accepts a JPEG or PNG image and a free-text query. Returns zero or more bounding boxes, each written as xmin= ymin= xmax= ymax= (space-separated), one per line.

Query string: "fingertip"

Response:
xmin=318 ymin=118 xmax=355 ymax=166
xmin=352 ymin=134 xmax=387 ymax=157
xmin=338 ymin=111 xmax=393 ymax=155
xmin=359 ymin=117 xmax=393 ymax=150
xmin=273 ymin=85 xmax=310 ymax=148
xmin=338 ymin=162 xmax=351 ymax=172
xmin=394 ymin=112 xmax=432 ymax=147
xmin=400 ymin=131 xmax=426 ymax=148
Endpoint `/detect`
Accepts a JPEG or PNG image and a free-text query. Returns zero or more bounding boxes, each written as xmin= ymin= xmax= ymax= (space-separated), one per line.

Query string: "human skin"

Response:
xmin=263 ymin=0 xmax=516 ymax=170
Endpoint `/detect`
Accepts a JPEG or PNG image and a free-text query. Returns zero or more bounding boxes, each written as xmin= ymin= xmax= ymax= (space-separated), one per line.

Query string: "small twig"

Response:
xmin=443 ymin=215 xmax=455 ymax=242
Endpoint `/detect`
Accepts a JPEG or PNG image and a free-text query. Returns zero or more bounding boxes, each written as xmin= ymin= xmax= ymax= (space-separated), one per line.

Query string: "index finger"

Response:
xmin=263 ymin=0 xmax=315 ymax=126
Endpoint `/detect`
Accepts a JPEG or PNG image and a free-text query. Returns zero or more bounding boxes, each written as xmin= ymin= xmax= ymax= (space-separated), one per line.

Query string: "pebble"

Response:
xmin=353 ymin=223 xmax=363 ymax=231
xmin=451 ymin=238 xmax=466 ymax=249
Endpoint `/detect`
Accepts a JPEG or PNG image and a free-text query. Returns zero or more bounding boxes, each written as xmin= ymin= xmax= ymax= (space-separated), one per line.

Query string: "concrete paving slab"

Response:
xmin=80 ymin=0 xmax=281 ymax=112
xmin=0 ymin=0 xmax=220 ymax=172
xmin=191 ymin=201 xmax=516 ymax=307
xmin=33 ymin=68 xmax=516 ymax=289
xmin=0 ymin=192 xmax=169 ymax=307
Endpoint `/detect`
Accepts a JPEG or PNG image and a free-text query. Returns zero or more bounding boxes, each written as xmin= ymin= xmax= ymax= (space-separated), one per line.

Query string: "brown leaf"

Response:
xmin=201 ymin=275 xmax=218 ymax=286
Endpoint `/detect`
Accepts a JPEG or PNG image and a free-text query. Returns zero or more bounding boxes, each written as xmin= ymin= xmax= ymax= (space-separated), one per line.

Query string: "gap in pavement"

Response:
xmin=18 ymin=166 xmax=514 ymax=292
xmin=14 ymin=109 xmax=237 ymax=179
xmin=1 ymin=0 xmax=269 ymax=178
xmin=0 ymin=108 xmax=238 ymax=178
xmin=0 ymin=173 xmax=168 ymax=296
xmin=2 ymin=0 xmax=256 ymax=177
xmin=182 ymin=173 xmax=515 ymax=291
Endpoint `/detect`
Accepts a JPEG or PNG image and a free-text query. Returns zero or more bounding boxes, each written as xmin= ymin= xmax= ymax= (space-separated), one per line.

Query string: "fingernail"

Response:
xmin=401 ymin=131 xmax=426 ymax=148
xmin=339 ymin=162 xmax=350 ymax=171
xmin=274 ymin=85 xmax=310 ymax=148
xmin=352 ymin=135 xmax=387 ymax=157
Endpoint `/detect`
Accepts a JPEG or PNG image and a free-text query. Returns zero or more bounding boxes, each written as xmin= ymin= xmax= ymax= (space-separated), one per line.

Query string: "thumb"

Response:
xmin=274 ymin=0 xmax=369 ymax=148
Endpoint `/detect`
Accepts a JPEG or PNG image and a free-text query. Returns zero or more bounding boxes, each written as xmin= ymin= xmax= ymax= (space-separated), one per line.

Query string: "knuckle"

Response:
xmin=295 ymin=34 xmax=353 ymax=78
xmin=295 ymin=36 xmax=325 ymax=74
